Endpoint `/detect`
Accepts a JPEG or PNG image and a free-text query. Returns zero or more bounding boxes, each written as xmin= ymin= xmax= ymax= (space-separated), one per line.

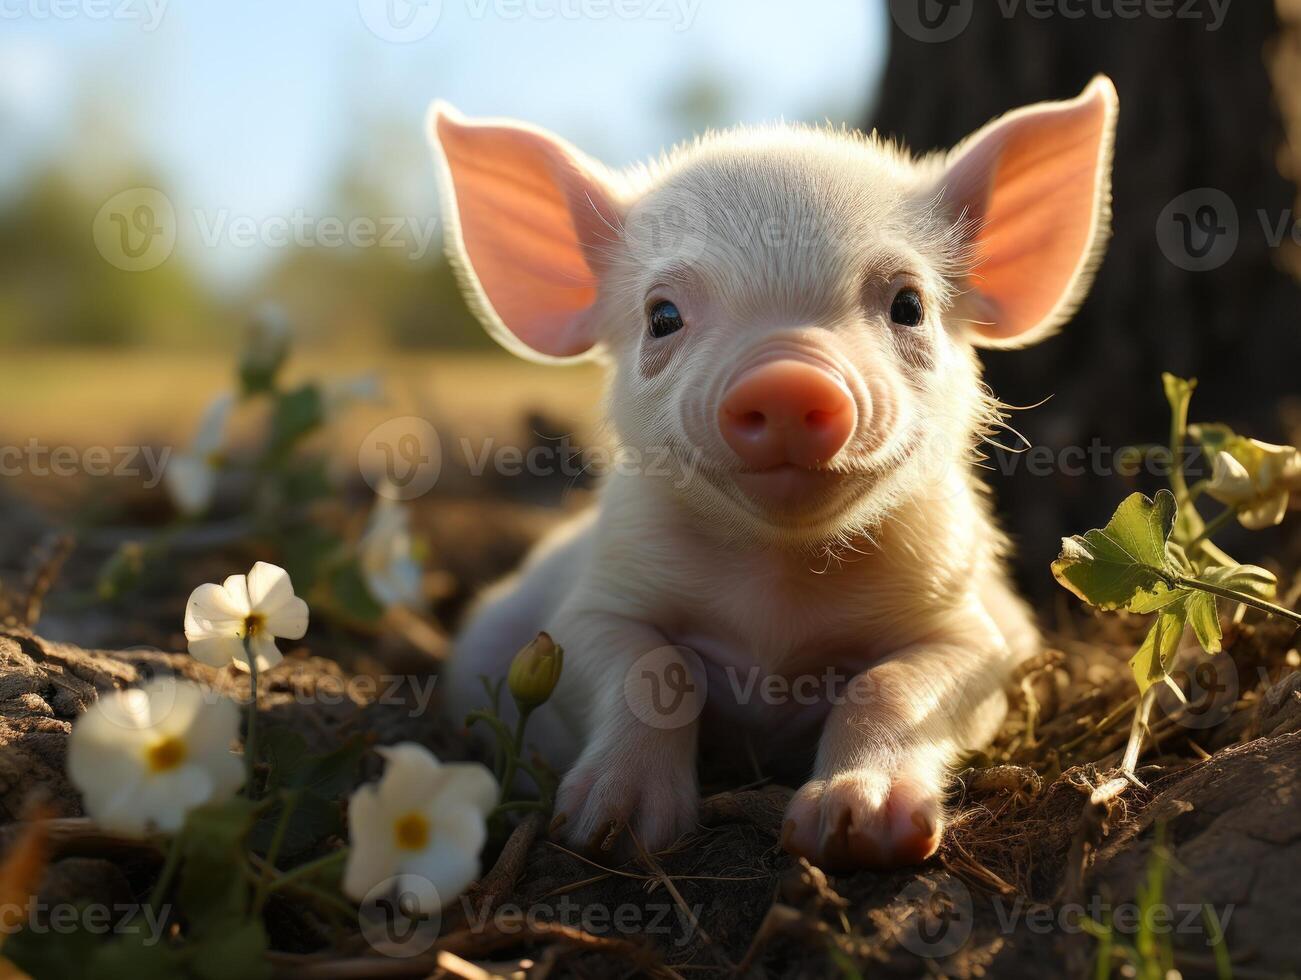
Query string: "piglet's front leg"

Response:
xmin=551 ymin=614 xmax=702 ymax=854
xmin=782 ymin=625 xmax=1011 ymax=870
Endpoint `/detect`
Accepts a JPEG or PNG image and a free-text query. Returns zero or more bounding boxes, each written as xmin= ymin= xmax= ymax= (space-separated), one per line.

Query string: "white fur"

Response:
xmin=435 ymin=83 xmax=1114 ymax=867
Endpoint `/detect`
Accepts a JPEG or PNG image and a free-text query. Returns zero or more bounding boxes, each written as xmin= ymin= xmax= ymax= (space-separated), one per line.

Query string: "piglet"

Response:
xmin=430 ymin=77 xmax=1117 ymax=869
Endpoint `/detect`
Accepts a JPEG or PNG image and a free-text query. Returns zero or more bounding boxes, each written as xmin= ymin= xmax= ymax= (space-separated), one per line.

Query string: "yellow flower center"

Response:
xmin=146 ymin=736 xmax=187 ymax=773
xmin=393 ymin=812 xmax=430 ymax=851
xmin=243 ymin=613 xmax=266 ymax=638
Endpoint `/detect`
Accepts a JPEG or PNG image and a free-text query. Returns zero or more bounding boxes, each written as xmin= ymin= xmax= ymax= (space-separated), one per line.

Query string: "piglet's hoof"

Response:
xmin=780 ymin=771 xmax=943 ymax=871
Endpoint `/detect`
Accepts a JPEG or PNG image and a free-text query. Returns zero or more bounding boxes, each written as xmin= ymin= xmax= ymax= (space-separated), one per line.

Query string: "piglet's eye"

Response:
xmin=648 ymin=300 xmax=685 ymax=339
xmin=890 ymin=288 xmax=924 ymax=328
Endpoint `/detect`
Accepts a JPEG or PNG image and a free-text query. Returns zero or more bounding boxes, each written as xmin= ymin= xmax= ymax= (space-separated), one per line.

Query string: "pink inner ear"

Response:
xmin=436 ymin=114 xmax=618 ymax=358
xmin=952 ymin=83 xmax=1113 ymax=343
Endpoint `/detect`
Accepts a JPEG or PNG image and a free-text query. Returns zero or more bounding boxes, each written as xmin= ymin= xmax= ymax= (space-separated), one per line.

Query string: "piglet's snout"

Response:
xmin=718 ymin=360 xmax=856 ymax=469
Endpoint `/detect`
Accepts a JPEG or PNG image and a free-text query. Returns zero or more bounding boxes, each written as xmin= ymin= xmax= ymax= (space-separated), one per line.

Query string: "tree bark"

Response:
xmin=871 ymin=2 xmax=1301 ymax=593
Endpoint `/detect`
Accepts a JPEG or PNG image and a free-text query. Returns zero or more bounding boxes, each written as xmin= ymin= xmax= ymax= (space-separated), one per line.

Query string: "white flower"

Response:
xmin=164 ymin=393 xmax=233 ymax=516
xmin=1205 ymin=437 xmax=1301 ymax=530
xmin=184 ymin=561 xmax=309 ymax=672
xmin=242 ymin=304 xmax=291 ymax=372
xmin=359 ymin=493 xmax=424 ymax=609
xmin=342 ymin=744 xmax=497 ymax=912
xmin=67 ymin=679 xmax=243 ymax=837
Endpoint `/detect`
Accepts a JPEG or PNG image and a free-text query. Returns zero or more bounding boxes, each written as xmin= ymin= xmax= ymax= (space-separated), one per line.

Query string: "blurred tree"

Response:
xmin=0 ymin=169 xmax=217 ymax=347
xmin=252 ymin=110 xmax=486 ymax=351
xmin=661 ymin=71 xmax=737 ymax=135
xmin=872 ymin=0 xmax=1301 ymax=591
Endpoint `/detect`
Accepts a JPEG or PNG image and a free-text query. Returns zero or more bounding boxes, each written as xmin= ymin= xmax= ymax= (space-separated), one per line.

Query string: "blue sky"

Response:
xmin=0 ymin=0 xmax=885 ymax=280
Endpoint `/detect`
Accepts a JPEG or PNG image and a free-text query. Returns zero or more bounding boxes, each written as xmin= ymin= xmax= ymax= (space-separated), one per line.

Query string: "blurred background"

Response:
xmin=2 ymin=0 xmax=1300 ymax=605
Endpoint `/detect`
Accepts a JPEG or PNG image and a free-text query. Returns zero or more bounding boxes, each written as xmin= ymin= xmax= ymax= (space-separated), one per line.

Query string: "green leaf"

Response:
xmin=266 ymin=384 xmax=324 ymax=460
xmin=1198 ymin=564 xmax=1278 ymax=602
xmin=4 ymin=909 xmax=104 ymax=978
xmin=187 ymin=920 xmax=271 ymax=980
xmin=1185 ymin=591 xmax=1222 ymax=654
xmin=88 ymin=930 xmax=184 ymax=980
xmin=330 ymin=560 xmax=385 ymax=625
xmin=1052 ymin=491 xmax=1181 ymax=612
xmin=1161 ymin=373 xmax=1197 ymax=421
xmin=1188 ymin=422 xmax=1238 ymax=458
xmin=178 ymin=798 xmax=259 ymax=936
xmin=276 ymin=457 xmax=335 ymax=504
xmin=96 ymin=541 xmax=146 ymax=601
xmin=1129 ymin=600 xmax=1187 ymax=693
xmin=277 ymin=523 xmax=344 ymax=595
xmin=252 ymin=728 xmax=365 ymax=857
xmin=261 ymin=727 xmax=365 ymax=798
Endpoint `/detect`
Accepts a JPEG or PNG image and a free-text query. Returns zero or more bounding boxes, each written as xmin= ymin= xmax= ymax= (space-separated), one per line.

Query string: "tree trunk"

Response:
xmin=871 ymin=1 xmax=1301 ymax=593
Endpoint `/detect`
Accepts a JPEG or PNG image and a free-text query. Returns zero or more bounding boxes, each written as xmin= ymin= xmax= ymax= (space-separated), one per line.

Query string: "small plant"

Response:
xmin=5 ymin=575 xmax=509 ymax=977
xmin=96 ymin=306 xmax=417 ymax=629
xmin=467 ymin=632 xmax=564 ymax=818
xmin=1053 ymin=374 xmax=1301 ymax=773
xmin=1080 ymin=825 xmax=1232 ymax=980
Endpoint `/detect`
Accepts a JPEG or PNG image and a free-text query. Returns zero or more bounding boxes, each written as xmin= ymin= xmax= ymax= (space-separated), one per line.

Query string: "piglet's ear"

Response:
xmin=940 ymin=76 xmax=1118 ymax=348
xmin=429 ymin=103 xmax=624 ymax=361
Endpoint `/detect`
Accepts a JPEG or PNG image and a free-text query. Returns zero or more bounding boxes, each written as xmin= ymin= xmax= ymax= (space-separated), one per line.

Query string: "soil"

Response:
xmin=0 ymin=476 xmax=1298 ymax=979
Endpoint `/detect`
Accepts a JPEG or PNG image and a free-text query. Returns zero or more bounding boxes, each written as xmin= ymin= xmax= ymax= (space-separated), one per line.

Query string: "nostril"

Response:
xmin=804 ymin=409 xmax=837 ymax=431
xmin=735 ymin=410 xmax=766 ymax=434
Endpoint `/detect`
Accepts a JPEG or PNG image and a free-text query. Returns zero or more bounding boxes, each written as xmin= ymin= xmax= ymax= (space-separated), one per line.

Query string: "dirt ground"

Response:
xmin=0 ymin=372 xmax=1299 ymax=979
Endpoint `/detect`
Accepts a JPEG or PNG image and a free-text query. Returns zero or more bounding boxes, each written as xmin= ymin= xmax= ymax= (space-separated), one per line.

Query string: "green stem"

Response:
xmin=1177 ymin=576 xmax=1301 ymax=627
xmin=252 ymin=790 xmax=300 ymax=915
xmin=148 ymin=832 xmax=184 ymax=913
xmin=1186 ymin=507 xmax=1236 ymax=552
xmin=276 ymin=880 xmax=357 ymax=918
xmin=497 ymin=707 xmax=532 ymax=805
xmin=465 ymin=709 xmax=514 ymax=781
xmin=266 ymin=848 xmax=348 ymax=893
xmin=245 ymin=640 xmax=260 ymax=798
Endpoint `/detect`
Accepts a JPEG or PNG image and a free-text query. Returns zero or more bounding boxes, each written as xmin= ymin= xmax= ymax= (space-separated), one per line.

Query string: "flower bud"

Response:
xmin=507 ymin=632 xmax=564 ymax=710
xmin=238 ymin=305 xmax=291 ymax=396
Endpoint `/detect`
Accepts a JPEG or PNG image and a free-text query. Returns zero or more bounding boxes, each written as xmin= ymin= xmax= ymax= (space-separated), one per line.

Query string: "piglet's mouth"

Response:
xmin=731 ymin=465 xmax=867 ymax=512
